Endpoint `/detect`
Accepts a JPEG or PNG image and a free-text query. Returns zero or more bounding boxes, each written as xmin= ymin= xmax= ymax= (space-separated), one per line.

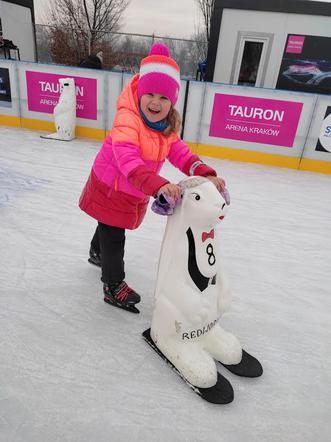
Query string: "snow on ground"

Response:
xmin=0 ymin=126 xmax=330 ymax=442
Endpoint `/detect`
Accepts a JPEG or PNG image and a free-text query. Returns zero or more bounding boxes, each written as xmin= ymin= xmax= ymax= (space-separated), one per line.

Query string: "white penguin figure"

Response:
xmin=44 ymin=78 xmax=76 ymax=141
xmin=145 ymin=176 xmax=262 ymax=402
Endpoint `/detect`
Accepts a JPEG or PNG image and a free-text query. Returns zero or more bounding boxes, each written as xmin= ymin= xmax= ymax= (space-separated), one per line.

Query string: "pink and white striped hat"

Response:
xmin=138 ymin=43 xmax=181 ymax=106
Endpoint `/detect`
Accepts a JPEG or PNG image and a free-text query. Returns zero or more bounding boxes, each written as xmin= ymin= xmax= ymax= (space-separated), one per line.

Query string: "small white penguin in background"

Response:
xmin=44 ymin=78 xmax=76 ymax=141
xmin=145 ymin=176 xmax=262 ymax=401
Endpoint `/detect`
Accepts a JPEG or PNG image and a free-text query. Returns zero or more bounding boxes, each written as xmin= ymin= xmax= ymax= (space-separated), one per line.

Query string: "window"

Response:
xmin=238 ymin=41 xmax=263 ymax=86
xmin=231 ymin=32 xmax=274 ymax=88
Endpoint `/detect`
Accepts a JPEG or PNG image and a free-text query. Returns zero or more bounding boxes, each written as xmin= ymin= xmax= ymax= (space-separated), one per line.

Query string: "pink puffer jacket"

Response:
xmin=79 ymin=75 xmax=216 ymax=229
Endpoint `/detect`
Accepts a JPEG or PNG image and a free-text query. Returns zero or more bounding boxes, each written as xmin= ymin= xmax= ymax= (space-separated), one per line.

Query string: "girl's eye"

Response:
xmin=161 ymin=96 xmax=169 ymax=101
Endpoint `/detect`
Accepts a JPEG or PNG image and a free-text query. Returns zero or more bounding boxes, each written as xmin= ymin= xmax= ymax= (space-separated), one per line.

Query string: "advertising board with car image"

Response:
xmin=277 ymin=34 xmax=331 ymax=95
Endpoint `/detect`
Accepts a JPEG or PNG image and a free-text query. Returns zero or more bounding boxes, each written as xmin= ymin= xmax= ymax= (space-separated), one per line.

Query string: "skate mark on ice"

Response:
xmin=0 ymin=167 xmax=50 ymax=207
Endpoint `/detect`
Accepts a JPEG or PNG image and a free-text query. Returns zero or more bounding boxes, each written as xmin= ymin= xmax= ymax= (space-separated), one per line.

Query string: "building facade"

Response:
xmin=206 ymin=0 xmax=331 ymax=94
xmin=0 ymin=0 xmax=36 ymax=61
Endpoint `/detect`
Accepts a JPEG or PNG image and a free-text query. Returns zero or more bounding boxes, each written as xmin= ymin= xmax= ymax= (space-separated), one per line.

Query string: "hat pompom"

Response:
xmin=149 ymin=43 xmax=170 ymax=57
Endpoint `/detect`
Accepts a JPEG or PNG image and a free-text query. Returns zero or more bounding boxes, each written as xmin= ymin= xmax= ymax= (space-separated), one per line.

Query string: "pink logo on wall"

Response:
xmin=209 ymin=94 xmax=303 ymax=147
xmin=26 ymin=71 xmax=97 ymax=120
xmin=286 ymin=35 xmax=305 ymax=54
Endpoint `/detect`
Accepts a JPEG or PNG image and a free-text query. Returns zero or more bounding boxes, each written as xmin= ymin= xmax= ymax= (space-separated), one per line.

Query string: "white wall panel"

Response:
xmin=214 ymin=9 xmax=287 ymax=87
xmin=214 ymin=9 xmax=331 ymax=89
xmin=0 ymin=1 xmax=35 ymax=61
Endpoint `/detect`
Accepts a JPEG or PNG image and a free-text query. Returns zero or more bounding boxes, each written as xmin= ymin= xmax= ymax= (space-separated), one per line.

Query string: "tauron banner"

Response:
xmin=316 ymin=106 xmax=331 ymax=153
xmin=0 ymin=67 xmax=12 ymax=107
xmin=25 ymin=71 xmax=97 ymax=120
xmin=276 ymin=34 xmax=331 ymax=95
xmin=209 ymin=94 xmax=303 ymax=148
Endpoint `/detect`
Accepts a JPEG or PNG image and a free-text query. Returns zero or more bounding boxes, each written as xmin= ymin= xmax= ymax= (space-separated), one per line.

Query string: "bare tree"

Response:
xmin=195 ymin=0 xmax=215 ymax=42
xmin=113 ymin=35 xmax=151 ymax=72
xmin=189 ymin=30 xmax=208 ymax=62
xmin=81 ymin=0 xmax=129 ymax=50
xmin=48 ymin=0 xmax=130 ymax=66
xmin=35 ymin=25 xmax=52 ymax=63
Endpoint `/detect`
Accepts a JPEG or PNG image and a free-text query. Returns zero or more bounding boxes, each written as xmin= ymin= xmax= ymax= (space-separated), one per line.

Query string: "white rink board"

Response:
xmin=105 ymin=71 xmax=123 ymax=130
xmin=200 ymin=83 xmax=317 ymax=157
xmin=17 ymin=62 xmax=106 ymax=129
xmin=303 ymin=96 xmax=331 ymax=160
xmin=0 ymin=60 xmax=330 ymax=169
xmin=182 ymin=80 xmax=206 ymax=142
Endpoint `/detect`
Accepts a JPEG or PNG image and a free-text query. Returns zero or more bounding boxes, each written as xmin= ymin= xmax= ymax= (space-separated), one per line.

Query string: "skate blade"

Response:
xmin=218 ymin=350 xmax=263 ymax=378
xmin=142 ymin=328 xmax=234 ymax=404
xmin=104 ymin=296 xmax=140 ymax=314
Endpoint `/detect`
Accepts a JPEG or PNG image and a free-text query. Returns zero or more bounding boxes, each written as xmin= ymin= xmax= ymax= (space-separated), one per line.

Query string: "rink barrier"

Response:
xmin=0 ymin=115 xmax=21 ymax=127
xmin=298 ymin=158 xmax=331 ymax=174
xmin=0 ymin=59 xmax=331 ymax=174
xmin=186 ymin=143 xmax=301 ymax=169
xmin=0 ymin=115 xmax=107 ymax=140
xmin=20 ymin=118 xmax=106 ymax=140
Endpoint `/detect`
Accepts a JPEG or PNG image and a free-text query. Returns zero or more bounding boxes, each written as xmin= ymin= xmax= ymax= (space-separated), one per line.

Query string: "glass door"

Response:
xmin=232 ymin=34 xmax=272 ymax=87
xmin=237 ymin=41 xmax=264 ymax=86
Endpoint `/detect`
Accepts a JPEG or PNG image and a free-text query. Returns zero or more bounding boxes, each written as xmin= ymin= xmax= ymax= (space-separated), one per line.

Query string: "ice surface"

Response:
xmin=0 ymin=126 xmax=330 ymax=442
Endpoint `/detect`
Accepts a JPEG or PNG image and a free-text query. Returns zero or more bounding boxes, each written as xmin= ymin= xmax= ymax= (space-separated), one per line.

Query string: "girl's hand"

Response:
xmin=207 ymin=176 xmax=226 ymax=192
xmin=158 ymin=183 xmax=182 ymax=201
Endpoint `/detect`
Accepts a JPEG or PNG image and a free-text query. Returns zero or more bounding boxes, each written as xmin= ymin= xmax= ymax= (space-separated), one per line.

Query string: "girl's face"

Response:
xmin=140 ymin=93 xmax=172 ymax=122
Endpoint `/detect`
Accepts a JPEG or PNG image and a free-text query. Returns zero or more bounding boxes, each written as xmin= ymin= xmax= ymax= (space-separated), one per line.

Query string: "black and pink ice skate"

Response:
xmin=103 ymin=281 xmax=141 ymax=314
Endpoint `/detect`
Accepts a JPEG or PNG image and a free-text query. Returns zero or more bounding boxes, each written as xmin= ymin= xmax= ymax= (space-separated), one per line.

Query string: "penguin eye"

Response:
xmin=192 ymin=193 xmax=200 ymax=201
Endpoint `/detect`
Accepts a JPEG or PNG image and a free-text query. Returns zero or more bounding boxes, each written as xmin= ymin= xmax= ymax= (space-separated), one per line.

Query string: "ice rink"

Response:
xmin=1 ymin=126 xmax=330 ymax=442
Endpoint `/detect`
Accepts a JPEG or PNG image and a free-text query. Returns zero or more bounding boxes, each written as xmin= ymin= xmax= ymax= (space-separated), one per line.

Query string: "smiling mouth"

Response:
xmin=148 ymin=107 xmax=160 ymax=114
xmin=219 ymin=215 xmax=224 ymax=220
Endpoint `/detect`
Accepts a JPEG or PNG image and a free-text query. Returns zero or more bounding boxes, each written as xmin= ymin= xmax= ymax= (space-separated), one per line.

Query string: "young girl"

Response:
xmin=79 ymin=43 xmax=225 ymax=313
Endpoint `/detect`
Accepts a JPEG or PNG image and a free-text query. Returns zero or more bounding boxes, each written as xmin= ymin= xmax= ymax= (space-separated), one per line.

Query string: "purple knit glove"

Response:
xmin=152 ymin=188 xmax=230 ymax=215
xmin=152 ymin=193 xmax=179 ymax=216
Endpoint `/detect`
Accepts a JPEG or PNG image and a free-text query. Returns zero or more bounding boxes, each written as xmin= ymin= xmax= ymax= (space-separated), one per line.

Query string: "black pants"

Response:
xmin=91 ymin=222 xmax=125 ymax=284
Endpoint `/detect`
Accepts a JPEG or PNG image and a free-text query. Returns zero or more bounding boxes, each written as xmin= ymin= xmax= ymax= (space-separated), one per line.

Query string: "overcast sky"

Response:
xmin=33 ymin=0 xmax=331 ymax=39
xmin=34 ymin=0 xmax=202 ymax=39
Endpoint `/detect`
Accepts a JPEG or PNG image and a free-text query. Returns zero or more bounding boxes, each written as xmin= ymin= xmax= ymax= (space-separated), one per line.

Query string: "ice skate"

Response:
xmin=103 ymin=281 xmax=141 ymax=314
